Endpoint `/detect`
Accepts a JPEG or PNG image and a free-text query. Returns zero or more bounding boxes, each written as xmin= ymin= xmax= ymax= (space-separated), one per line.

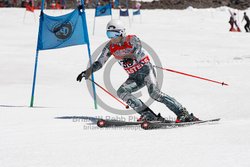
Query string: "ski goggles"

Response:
xmin=106 ymin=30 xmax=122 ymax=39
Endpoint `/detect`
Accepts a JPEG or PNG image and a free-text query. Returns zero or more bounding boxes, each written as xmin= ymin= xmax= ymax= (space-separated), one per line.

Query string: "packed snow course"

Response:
xmin=0 ymin=7 xmax=250 ymax=167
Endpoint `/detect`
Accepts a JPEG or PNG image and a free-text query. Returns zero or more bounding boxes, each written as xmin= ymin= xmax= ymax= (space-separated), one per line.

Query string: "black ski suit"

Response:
xmin=243 ymin=14 xmax=250 ymax=32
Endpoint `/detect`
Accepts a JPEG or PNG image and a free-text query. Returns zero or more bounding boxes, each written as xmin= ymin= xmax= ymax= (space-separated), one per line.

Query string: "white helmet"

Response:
xmin=106 ymin=19 xmax=126 ymax=38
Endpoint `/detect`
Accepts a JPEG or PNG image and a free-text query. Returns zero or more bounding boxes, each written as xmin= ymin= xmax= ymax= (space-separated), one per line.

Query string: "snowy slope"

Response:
xmin=1 ymin=7 xmax=250 ymax=167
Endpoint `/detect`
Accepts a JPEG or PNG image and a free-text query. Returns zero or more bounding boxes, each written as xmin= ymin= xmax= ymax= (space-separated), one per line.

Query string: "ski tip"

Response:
xmin=222 ymin=82 xmax=229 ymax=86
xmin=141 ymin=121 xmax=150 ymax=130
xmin=97 ymin=119 xmax=106 ymax=128
xmin=213 ymin=118 xmax=221 ymax=121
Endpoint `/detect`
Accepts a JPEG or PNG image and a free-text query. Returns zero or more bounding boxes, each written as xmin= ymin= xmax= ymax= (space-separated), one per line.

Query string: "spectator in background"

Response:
xmin=4 ymin=0 xmax=10 ymax=7
xmin=242 ymin=12 xmax=250 ymax=32
xmin=135 ymin=1 xmax=141 ymax=9
xmin=51 ymin=0 xmax=56 ymax=9
xmin=229 ymin=12 xmax=240 ymax=32
xmin=21 ymin=0 xmax=26 ymax=7
xmin=28 ymin=0 xmax=32 ymax=7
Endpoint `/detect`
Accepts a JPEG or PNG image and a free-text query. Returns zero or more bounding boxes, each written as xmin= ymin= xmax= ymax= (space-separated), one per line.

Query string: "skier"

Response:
xmin=242 ymin=12 xmax=250 ymax=32
xmin=229 ymin=12 xmax=240 ymax=32
xmin=77 ymin=19 xmax=199 ymax=123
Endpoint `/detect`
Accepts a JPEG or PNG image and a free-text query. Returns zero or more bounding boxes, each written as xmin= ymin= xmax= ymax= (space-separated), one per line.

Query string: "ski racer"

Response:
xmin=77 ymin=19 xmax=199 ymax=123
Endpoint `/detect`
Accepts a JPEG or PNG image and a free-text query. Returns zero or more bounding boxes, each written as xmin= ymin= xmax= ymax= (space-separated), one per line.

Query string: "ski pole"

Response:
xmin=88 ymin=78 xmax=130 ymax=109
xmin=153 ymin=65 xmax=229 ymax=86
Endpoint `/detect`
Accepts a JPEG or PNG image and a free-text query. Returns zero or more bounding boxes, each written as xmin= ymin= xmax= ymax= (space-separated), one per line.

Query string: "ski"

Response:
xmin=97 ymin=119 xmax=144 ymax=128
xmin=141 ymin=118 xmax=221 ymax=130
xmin=97 ymin=118 xmax=221 ymax=129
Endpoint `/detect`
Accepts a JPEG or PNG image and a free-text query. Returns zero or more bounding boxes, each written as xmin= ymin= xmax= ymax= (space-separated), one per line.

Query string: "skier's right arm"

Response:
xmin=77 ymin=42 xmax=111 ymax=82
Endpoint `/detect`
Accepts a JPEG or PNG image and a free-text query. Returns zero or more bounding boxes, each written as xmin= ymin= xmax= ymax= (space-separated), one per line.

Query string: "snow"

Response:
xmin=1 ymin=7 xmax=250 ymax=167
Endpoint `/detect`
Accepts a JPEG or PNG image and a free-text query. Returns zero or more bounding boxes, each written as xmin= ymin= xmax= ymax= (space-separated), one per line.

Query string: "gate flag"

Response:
xmin=93 ymin=1 xmax=112 ymax=35
xmin=133 ymin=9 xmax=140 ymax=16
xmin=95 ymin=3 xmax=112 ymax=17
xmin=38 ymin=9 xmax=88 ymax=50
xmin=30 ymin=2 xmax=98 ymax=109
xmin=119 ymin=9 xmax=129 ymax=17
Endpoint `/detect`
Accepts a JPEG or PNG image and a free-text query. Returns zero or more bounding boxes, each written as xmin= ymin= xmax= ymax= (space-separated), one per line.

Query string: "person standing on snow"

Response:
xmin=242 ymin=12 xmax=250 ymax=32
xmin=76 ymin=19 xmax=199 ymax=123
xmin=229 ymin=12 xmax=241 ymax=32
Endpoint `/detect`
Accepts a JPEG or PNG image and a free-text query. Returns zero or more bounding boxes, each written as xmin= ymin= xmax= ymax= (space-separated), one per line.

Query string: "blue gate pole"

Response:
xmin=30 ymin=49 xmax=39 ymax=107
xmin=80 ymin=1 xmax=98 ymax=109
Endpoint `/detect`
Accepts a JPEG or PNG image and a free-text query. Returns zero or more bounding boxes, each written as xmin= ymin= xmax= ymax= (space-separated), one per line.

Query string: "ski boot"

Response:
xmin=137 ymin=112 xmax=157 ymax=122
xmin=175 ymin=108 xmax=200 ymax=123
xmin=137 ymin=107 xmax=171 ymax=123
xmin=155 ymin=113 xmax=173 ymax=123
xmin=137 ymin=107 xmax=158 ymax=122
